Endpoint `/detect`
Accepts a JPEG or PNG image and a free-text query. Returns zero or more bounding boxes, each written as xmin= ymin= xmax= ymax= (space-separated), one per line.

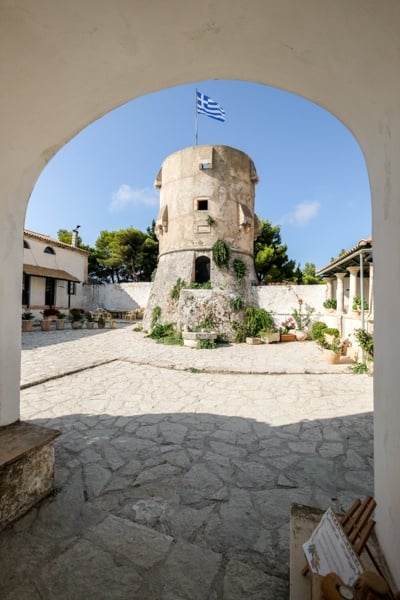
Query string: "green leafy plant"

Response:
xmin=323 ymin=298 xmax=337 ymax=310
xmin=245 ymin=307 xmax=276 ymax=337
xmin=132 ymin=326 xmax=142 ymax=332
xmin=232 ymin=321 xmax=247 ymax=343
xmin=233 ymin=258 xmax=246 ymax=283
xmin=194 ymin=315 xmax=215 ymax=332
xmin=187 ymin=281 xmax=212 ymax=289
xmin=148 ymin=322 xmax=174 ymax=339
xmin=22 ymin=311 xmax=34 ymax=320
xmin=352 ymin=295 xmax=369 ymax=311
xmin=353 ymin=328 xmax=374 ymax=360
xmin=199 ymin=339 xmax=217 ymax=349
xmin=350 ymin=362 xmax=369 ymax=374
xmin=291 ymin=299 xmax=315 ymax=330
xmin=69 ymin=308 xmax=84 ymax=322
xmin=56 ymin=312 xmax=67 ymax=319
xmin=311 ymin=321 xmax=328 ymax=344
xmin=212 ymin=239 xmax=230 ymax=268
xmin=206 ymin=215 xmax=215 ymax=226
xmin=170 ymin=278 xmax=186 ymax=300
xmin=230 ymin=296 xmax=245 ymax=311
xmin=85 ymin=311 xmax=94 ymax=322
xmin=151 ymin=306 xmax=161 ymax=328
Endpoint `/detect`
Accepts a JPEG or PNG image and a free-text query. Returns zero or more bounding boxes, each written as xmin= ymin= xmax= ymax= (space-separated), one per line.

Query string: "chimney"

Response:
xmin=71 ymin=225 xmax=80 ymax=247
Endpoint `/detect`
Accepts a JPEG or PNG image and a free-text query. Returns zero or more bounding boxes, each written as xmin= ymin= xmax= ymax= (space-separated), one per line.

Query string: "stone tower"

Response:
xmin=143 ymin=145 xmax=260 ymax=335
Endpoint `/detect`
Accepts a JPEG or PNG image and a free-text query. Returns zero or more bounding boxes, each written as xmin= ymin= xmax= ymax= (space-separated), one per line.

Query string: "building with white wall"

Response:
xmin=23 ymin=230 xmax=88 ymax=313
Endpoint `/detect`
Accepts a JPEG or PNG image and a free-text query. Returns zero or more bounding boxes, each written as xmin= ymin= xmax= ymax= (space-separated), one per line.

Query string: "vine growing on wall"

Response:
xmin=212 ymin=239 xmax=230 ymax=268
xmin=233 ymin=259 xmax=246 ymax=283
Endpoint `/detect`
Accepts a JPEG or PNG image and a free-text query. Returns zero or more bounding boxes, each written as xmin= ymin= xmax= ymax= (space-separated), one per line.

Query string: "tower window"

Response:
xmin=44 ymin=246 xmax=55 ymax=254
xmin=197 ymin=199 xmax=208 ymax=211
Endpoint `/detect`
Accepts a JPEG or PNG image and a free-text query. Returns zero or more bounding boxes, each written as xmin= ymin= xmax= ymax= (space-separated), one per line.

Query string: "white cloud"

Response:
xmin=109 ymin=184 xmax=158 ymax=213
xmin=281 ymin=200 xmax=320 ymax=227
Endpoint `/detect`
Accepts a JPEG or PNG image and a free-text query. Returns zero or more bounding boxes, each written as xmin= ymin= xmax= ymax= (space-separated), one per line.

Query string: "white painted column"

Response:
xmin=368 ymin=264 xmax=374 ymax=320
xmin=347 ymin=266 xmax=360 ymax=313
xmin=325 ymin=278 xmax=334 ymax=300
xmin=0 ymin=196 xmax=24 ymax=426
xmin=335 ymin=273 xmax=346 ymax=314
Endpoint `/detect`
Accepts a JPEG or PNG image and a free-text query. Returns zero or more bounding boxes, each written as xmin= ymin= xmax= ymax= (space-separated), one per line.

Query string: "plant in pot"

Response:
xmin=85 ymin=311 xmax=95 ymax=330
xmin=291 ymin=299 xmax=315 ymax=341
xmin=56 ymin=311 xmax=67 ymax=330
xmin=96 ymin=315 xmax=106 ymax=329
xmin=323 ymin=298 xmax=337 ymax=313
xmin=352 ymin=295 xmax=369 ymax=314
xmin=69 ymin=308 xmax=84 ymax=329
xmin=40 ymin=309 xmax=54 ymax=331
xmin=22 ymin=311 xmax=35 ymax=332
xmin=312 ymin=321 xmax=342 ymax=363
xmin=245 ymin=307 xmax=276 ymax=344
xmin=353 ymin=328 xmax=374 ymax=372
xmin=280 ymin=316 xmax=296 ymax=342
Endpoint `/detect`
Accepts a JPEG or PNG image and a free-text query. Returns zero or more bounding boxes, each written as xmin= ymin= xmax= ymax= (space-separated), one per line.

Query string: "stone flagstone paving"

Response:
xmin=0 ymin=326 xmax=373 ymax=599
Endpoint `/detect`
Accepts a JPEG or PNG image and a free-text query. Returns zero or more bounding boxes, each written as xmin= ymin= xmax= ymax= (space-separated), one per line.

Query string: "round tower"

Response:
xmin=144 ymin=145 xmax=260 ymax=334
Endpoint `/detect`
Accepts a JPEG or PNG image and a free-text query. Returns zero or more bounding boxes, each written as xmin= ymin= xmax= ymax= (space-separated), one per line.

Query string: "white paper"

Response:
xmin=302 ymin=507 xmax=363 ymax=586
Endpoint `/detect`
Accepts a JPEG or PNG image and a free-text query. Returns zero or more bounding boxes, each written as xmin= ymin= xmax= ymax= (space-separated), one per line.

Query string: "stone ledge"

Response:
xmin=0 ymin=421 xmax=60 ymax=530
xmin=0 ymin=420 xmax=60 ymax=468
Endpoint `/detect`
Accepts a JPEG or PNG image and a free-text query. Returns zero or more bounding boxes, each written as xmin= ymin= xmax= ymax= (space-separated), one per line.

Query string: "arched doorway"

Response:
xmin=0 ymin=2 xmax=400 ymax=584
xmin=195 ymin=256 xmax=210 ymax=284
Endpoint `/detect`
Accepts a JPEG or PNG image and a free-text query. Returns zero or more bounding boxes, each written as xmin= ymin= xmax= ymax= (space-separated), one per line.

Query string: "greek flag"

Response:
xmin=196 ymin=90 xmax=225 ymax=122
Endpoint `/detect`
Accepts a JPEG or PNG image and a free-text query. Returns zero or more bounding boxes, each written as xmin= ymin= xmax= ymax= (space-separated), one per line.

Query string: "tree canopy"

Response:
xmin=57 ymin=226 xmax=159 ymax=283
xmin=253 ymin=220 xmax=297 ymax=283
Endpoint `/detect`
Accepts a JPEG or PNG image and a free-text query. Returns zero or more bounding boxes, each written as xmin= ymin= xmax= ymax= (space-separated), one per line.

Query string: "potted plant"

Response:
xmin=280 ymin=316 xmax=296 ymax=342
xmin=56 ymin=311 xmax=67 ymax=330
xmin=42 ymin=307 xmax=58 ymax=320
xmin=85 ymin=312 xmax=95 ymax=330
xmin=96 ymin=315 xmax=106 ymax=329
xmin=323 ymin=298 xmax=337 ymax=313
xmin=352 ymin=295 xmax=369 ymax=314
xmin=69 ymin=308 xmax=84 ymax=329
xmin=291 ymin=299 xmax=315 ymax=341
xmin=311 ymin=321 xmax=342 ymax=363
xmin=244 ymin=307 xmax=276 ymax=344
xmin=40 ymin=310 xmax=53 ymax=331
xmin=22 ymin=311 xmax=35 ymax=332
xmin=353 ymin=328 xmax=374 ymax=373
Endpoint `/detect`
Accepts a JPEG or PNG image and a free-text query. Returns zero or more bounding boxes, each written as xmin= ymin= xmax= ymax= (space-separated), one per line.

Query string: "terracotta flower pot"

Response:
xmin=280 ymin=333 xmax=296 ymax=342
xmin=40 ymin=319 xmax=52 ymax=331
xmin=56 ymin=319 xmax=66 ymax=330
xmin=323 ymin=349 xmax=341 ymax=364
xmin=22 ymin=319 xmax=34 ymax=332
xmin=295 ymin=329 xmax=307 ymax=342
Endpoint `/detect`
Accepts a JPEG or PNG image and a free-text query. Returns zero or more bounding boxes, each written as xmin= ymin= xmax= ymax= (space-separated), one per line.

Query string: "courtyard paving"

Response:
xmin=1 ymin=324 xmax=373 ymax=599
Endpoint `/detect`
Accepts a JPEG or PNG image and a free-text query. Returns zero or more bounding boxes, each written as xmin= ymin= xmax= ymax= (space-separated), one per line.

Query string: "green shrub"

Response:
xmin=212 ymin=239 xmax=230 ymax=268
xmin=350 ymin=362 xmax=368 ymax=374
xmin=170 ymin=278 xmax=186 ymax=300
xmin=230 ymin=296 xmax=245 ymax=311
xmin=311 ymin=321 xmax=328 ymax=343
xmin=148 ymin=322 xmax=174 ymax=339
xmin=233 ymin=259 xmax=246 ymax=283
xmin=151 ymin=306 xmax=161 ymax=328
xmin=245 ymin=307 xmax=276 ymax=337
xmin=187 ymin=281 xmax=212 ymax=289
xmin=353 ymin=328 xmax=373 ymax=360
xmin=323 ymin=298 xmax=337 ymax=310
xmin=232 ymin=321 xmax=247 ymax=343
xmin=199 ymin=339 xmax=217 ymax=349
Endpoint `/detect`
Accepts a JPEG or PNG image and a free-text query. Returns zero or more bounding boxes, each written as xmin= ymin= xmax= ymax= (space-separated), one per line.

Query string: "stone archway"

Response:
xmin=195 ymin=256 xmax=211 ymax=284
xmin=0 ymin=1 xmax=399 ymax=584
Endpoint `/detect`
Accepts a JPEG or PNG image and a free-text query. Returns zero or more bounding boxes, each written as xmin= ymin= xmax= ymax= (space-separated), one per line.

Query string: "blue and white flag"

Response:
xmin=196 ymin=90 xmax=226 ymax=122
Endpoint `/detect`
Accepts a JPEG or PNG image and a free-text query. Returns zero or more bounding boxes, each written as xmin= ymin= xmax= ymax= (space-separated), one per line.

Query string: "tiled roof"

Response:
xmin=23 ymin=264 xmax=80 ymax=282
xmin=316 ymin=238 xmax=373 ymax=277
xmin=24 ymin=229 xmax=89 ymax=255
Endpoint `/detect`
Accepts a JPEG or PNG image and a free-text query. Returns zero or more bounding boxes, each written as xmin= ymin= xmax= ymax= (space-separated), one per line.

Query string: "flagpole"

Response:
xmin=195 ymin=88 xmax=199 ymax=145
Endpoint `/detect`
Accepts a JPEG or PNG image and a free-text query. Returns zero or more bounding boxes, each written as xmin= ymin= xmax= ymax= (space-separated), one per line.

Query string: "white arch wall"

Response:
xmin=1 ymin=1 xmax=399 ymax=584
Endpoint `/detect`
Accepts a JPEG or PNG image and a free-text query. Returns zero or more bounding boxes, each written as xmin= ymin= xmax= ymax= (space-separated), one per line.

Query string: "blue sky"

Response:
xmin=25 ymin=80 xmax=371 ymax=269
